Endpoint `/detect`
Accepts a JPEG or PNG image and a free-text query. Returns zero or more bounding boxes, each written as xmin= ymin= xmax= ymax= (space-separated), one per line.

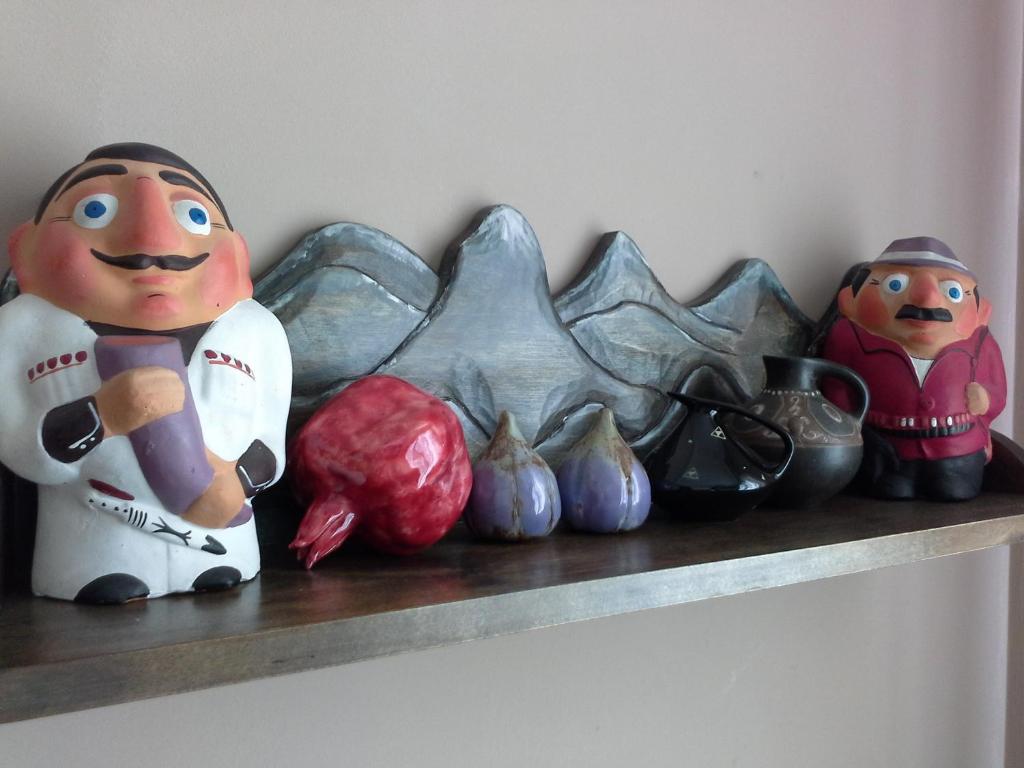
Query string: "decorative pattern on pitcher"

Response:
xmin=748 ymin=394 xmax=846 ymax=445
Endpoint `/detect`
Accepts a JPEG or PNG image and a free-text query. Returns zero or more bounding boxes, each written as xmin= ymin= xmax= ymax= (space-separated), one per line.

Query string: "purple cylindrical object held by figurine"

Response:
xmin=94 ymin=336 xmax=213 ymax=515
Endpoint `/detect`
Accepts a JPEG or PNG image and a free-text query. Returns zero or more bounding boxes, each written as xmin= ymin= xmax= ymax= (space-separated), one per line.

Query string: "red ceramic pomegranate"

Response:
xmin=289 ymin=375 xmax=472 ymax=567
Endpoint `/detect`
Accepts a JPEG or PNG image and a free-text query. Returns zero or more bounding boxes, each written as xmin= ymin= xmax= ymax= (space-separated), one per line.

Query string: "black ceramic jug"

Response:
xmin=738 ymin=355 xmax=869 ymax=508
xmin=645 ymin=393 xmax=795 ymax=521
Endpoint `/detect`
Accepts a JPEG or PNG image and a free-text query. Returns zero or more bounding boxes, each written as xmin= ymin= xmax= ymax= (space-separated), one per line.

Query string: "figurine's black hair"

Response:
xmin=849 ymin=267 xmax=872 ymax=296
xmin=34 ymin=142 xmax=232 ymax=230
xmin=33 ymin=166 xmax=76 ymax=224
xmin=806 ymin=262 xmax=870 ymax=355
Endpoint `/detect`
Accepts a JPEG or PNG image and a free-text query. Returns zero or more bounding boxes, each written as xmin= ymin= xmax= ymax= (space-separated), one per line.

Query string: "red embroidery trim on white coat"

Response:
xmin=27 ymin=351 xmax=88 ymax=382
xmin=203 ymin=349 xmax=255 ymax=380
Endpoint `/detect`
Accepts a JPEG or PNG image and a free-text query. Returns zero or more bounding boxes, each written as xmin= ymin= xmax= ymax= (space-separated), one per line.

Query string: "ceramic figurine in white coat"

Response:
xmin=0 ymin=143 xmax=292 ymax=603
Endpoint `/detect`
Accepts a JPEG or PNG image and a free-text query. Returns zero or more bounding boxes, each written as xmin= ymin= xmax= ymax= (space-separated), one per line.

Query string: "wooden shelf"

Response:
xmin=2 ymin=479 xmax=1024 ymax=723
xmin=6 ymin=228 xmax=1020 ymax=726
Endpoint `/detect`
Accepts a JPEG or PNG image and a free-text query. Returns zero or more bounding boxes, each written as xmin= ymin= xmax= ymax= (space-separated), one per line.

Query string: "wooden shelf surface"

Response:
xmin=2 ymin=488 xmax=1024 ymax=724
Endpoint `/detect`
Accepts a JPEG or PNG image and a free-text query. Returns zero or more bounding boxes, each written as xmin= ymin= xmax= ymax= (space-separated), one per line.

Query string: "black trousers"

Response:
xmin=859 ymin=433 xmax=986 ymax=501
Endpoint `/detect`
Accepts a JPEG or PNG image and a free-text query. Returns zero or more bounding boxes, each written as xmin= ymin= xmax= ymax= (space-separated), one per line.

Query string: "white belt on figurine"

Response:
xmin=866 ymin=410 xmax=974 ymax=438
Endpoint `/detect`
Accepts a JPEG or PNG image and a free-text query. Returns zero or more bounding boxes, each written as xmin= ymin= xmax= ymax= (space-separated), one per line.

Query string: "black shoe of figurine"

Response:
xmin=75 ymin=573 xmax=151 ymax=604
xmin=192 ymin=566 xmax=242 ymax=592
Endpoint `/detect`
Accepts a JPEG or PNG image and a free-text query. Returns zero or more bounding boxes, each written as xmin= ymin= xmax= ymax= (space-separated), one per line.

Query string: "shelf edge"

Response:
xmin=3 ymin=511 xmax=1023 ymax=724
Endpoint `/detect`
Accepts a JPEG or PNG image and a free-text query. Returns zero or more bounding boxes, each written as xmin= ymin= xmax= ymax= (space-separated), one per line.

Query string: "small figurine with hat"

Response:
xmin=821 ymin=236 xmax=1006 ymax=501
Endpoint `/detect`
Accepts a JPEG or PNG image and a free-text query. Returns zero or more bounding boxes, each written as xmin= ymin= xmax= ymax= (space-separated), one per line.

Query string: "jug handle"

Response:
xmin=665 ymin=392 xmax=795 ymax=480
xmin=808 ymin=358 xmax=870 ymax=425
xmin=719 ymin=406 xmax=796 ymax=482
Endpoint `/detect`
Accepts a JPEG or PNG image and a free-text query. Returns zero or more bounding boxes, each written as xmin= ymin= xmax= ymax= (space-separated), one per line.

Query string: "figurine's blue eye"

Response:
xmin=882 ymin=273 xmax=909 ymax=295
xmin=172 ymin=199 xmax=212 ymax=235
xmin=940 ymin=279 xmax=964 ymax=304
xmin=72 ymin=193 xmax=118 ymax=229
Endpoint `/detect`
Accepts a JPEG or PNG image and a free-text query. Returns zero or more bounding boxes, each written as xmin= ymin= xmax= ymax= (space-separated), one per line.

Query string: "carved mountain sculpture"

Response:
xmin=253 ymin=205 xmax=813 ymax=464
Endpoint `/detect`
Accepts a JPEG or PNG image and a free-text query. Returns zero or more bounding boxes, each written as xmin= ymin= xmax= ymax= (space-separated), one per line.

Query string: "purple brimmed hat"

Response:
xmin=873 ymin=236 xmax=974 ymax=279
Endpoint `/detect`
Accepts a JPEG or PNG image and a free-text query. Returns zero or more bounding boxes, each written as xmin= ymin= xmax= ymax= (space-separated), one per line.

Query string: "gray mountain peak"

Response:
xmin=556 ymin=232 xmax=814 ymax=402
xmin=438 ymin=205 xmax=554 ymax=317
xmin=379 ymin=205 xmax=666 ymax=461
xmin=557 ymin=231 xmax=665 ymax=317
xmin=254 ymin=222 xmax=439 ymax=397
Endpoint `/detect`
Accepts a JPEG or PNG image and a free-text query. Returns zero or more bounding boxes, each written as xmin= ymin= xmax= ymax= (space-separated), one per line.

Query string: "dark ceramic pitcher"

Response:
xmin=740 ymin=355 xmax=869 ymax=508
xmin=645 ymin=393 xmax=795 ymax=521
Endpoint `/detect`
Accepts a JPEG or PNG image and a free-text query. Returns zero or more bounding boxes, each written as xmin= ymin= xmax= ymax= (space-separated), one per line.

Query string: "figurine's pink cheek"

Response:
xmin=31 ymin=226 xmax=99 ymax=302
xmin=953 ymin=304 xmax=979 ymax=336
xmin=199 ymin=241 xmax=251 ymax=308
xmin=853 ymin=291 xmax=891 ymax=332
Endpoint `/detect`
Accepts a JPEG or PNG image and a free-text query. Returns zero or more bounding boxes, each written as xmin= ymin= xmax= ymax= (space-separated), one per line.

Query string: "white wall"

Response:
xmin=0 ymin=2 xmax=1020 ymax=766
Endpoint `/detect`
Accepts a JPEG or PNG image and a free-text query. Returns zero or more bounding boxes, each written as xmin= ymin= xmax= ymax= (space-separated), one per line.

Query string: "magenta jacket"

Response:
xmin=822 ymin=317 xmax=1006 ymax=461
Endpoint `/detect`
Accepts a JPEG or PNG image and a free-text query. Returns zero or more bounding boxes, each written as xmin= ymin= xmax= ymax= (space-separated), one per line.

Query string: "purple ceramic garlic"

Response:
xmin=557 ymin=408 xmax=651 ymax=533
xmin=464 ymin=411 xmax=561 ymax=541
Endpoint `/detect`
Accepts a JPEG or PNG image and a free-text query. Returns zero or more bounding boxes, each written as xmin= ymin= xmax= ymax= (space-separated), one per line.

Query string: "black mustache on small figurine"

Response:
xmin=91 ymin=249 xmax=210 ymax=271
xmin=895 ymin=304 xmax=953 ymax=322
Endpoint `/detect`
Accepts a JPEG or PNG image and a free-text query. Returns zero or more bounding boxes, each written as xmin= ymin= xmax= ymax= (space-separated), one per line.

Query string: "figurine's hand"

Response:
xmin=182 ymin=449 xmax=246 ymax=529
xmin=966 ymin=383 xmax=991 ymax=416
xmin=95 ymin=367 xmax=186 ymax=436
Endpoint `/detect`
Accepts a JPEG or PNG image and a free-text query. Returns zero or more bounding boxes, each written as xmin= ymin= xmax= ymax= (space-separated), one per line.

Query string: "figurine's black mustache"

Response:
xmin=895 ymin=304 xmax=953 ymax=322
xmin=90 ymin=249 xmax=210 ymax=271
